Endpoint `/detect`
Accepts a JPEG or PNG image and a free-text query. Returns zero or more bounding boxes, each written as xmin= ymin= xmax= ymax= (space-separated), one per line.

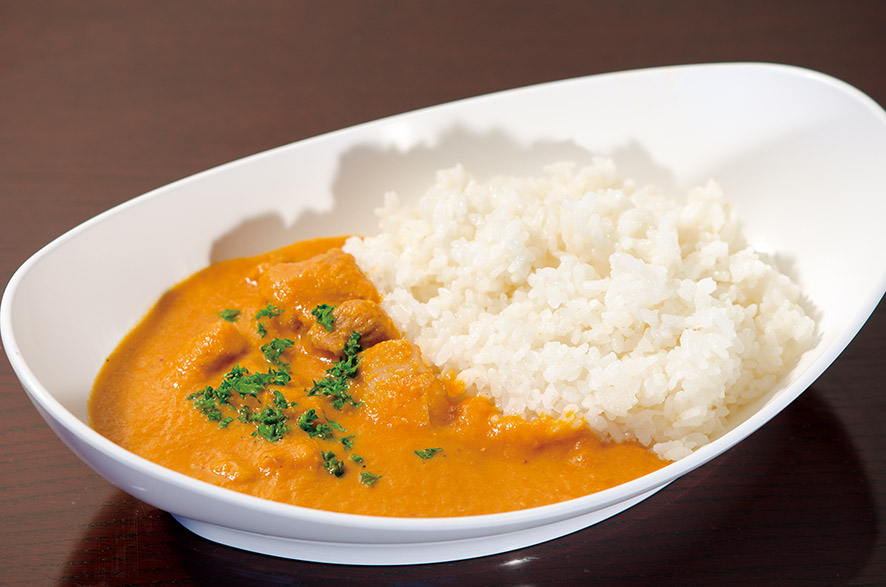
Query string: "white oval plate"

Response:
xmin=3 ymin=63 xmax=886 ymax=565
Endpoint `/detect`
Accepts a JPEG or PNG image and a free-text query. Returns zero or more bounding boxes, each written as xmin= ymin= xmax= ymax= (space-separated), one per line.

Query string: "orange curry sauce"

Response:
xmin=90 ymin=237 xmax=666 ymax=517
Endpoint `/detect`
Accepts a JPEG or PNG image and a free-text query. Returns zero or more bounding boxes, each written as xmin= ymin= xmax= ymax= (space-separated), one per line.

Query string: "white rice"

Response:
xmin=342 ymin=159 xmax=816 ymax=460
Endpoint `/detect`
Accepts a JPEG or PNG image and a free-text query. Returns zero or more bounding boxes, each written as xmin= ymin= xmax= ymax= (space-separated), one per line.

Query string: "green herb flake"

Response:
xmin=237 ymin=404 xmax=255 ymax=423
xmin=251 ymin=405 xmax=290 ymax=442
xmin=306 ymin=331 xmax=363 ymax=410
xmin=255 ymin=303 xmax=283 ymax=337
xmin=255 ymin=304 xmax=283 ymax=320
xmin=217 ymin=364 xmax=280 ymax=400
xmin=414 ymin=447 xmax=443 ymax=460
xmin=267 ymin=367 xmax=291 ymax=386
xmin=272 ymin=389 xmax=293 ymax=410
xmin=217 ymin=308 xmax=240 ymax=322
xmin=261 ymin=337 xmax=294 ymax=366
xmin=326 ymin=418 xmax=346 ymax=432
xmin=311 ymin=304 xmax=336 ymax=331
xmin=189 ymin=362 xmax=294 ymax=441
xmin=297 ymin=409 xmax=336 ymax=440
xmin=297 ymin=408 xmax=318 ymax=428
xmin=321 ymin=451 xmax=345 ymax=477
xmin=349 ymin=454 xmax=364 ymax=464
xmin=186 ymin=385 xmax=232 ymax=427
xmin=360 ymin=472 xmax=381 ymax=486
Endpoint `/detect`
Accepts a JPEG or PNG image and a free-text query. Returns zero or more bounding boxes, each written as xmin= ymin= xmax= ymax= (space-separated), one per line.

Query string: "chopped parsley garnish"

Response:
xmin=255 ymin=303 xmax=283 ymax=337
xmin=220 ymin=365 xmax=260 ymax=399
xmin=188 ymin=362 xmax=293 ymax=441
xmin=296 ymin=408 xmax=336 ymax=439
xmin=186 ymin=385 xmax=233 ymax=427
xmin=326 ymin=418 xmax=346 ymax=432
xmin=311 ymin=304 xmax=336 ymax=331
xmin=261 ymin=337 xmax=294 ymax=366
xmin=248 ymin=404 xmax=290 ymax=442
xmin=338 ymin=332 xmax=363 ymax=376
xmin=360 ymin=472 xmax=381 ymax=486
xmin=217 ymin=308 xmax=240 ymax=322
xmin=188 ymin=305 xmax=367 ymax=465
xmin=414 ymin=447 xmax=443 ymax=460
xmin=306 ymin=331 xmax=363 ymax=410
xmin=266 ymin=367 xmax=291 ymax=386
xmin=296 ymin=408 xmax=318 ymax=429
xmin=321 ymin=451 xmax=345 ymax=477
xmin=237 ymin=404 xmax=254 ymax=423
xmin=272 ymin=389 xmax=293 ymax=409
xmin=255 ymin=303 xmax=283 ymax=320
xmin=216 ymin=364 xmax=289 ymax=400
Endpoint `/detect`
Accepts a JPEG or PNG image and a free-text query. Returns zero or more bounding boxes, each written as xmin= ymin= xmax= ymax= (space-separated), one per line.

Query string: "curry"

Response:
xmin=90 ymin=237 xmax=665 ymax=517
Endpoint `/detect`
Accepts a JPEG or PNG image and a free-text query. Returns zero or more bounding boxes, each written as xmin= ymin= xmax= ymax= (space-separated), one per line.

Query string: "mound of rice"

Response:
xmin=342 ymin=159 xmax=816 ymax=460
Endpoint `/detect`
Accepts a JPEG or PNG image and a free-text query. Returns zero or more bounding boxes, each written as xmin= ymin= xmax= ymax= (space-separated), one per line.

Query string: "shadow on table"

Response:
xmin=56 ymin=387 xmax=876 ymax=586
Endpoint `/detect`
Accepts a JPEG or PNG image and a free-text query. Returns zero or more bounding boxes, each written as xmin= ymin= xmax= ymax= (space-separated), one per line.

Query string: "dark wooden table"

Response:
xmin=2 ymin=2 xmax=885 ymax=585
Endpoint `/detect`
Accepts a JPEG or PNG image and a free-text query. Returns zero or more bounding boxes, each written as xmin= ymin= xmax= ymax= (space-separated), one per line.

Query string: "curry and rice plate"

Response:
xmin=89 ymin=159 xmax=815 ymax=515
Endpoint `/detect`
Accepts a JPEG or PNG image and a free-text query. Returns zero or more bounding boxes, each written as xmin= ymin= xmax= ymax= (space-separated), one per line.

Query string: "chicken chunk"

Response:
xmin=258 ymin=248 xmax=381 ymax=331
xmin=351 ymin=339 xmax=451 ymax=427
xmin=173 ymin=320 xmax=249 ymax=378
xmin=308 ymin=299 xmax=399 ymax=354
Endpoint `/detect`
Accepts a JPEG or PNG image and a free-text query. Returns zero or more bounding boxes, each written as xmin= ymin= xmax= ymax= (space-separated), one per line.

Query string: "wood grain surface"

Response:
xmin=2 ymin=2 xmax=885 ymax=585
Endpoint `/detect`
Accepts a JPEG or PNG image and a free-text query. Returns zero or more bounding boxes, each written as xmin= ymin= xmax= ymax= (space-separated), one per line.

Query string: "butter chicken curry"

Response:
xmin=90 ymin=237 xmax=665 ymax=517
